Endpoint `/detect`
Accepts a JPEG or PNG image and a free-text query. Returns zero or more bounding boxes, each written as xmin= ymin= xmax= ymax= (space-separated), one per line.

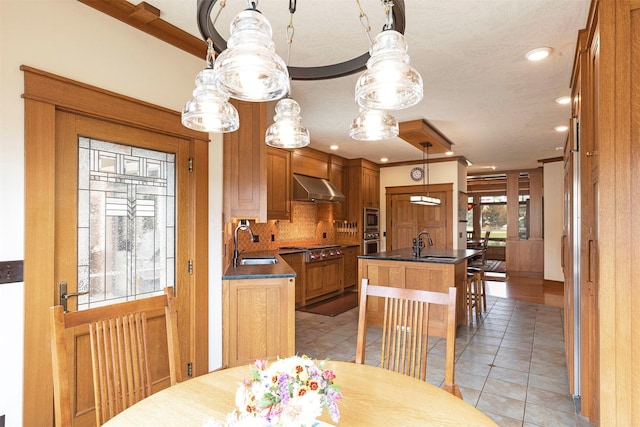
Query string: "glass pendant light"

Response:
xmin=182 ymin=39 xmax=239 ymax=133
xmin=266 ymin=98 xmax=310 ymax=148
xmin=350 ymin=108 xmax=398 ymax=141
xmin=265 ymin=1 xmax=309 ymax=148
xmin=213 ymin=1 xmax=290 ymax=102
xmin=410 ymin=142 xmax=441 ymax=206
xmin=355 ymin=1 xmax=423 ymax=111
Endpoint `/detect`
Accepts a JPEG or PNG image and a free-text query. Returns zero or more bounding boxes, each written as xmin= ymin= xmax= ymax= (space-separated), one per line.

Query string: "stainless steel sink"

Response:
xmin=239 ymin=256 xmax=278 ymax=265
xmin=421 ymin=255 xmax=456 ymax=261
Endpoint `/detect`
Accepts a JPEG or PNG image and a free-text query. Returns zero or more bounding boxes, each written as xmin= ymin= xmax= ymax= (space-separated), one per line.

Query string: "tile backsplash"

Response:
xmin=232 ymin=202 xmax=336 ymax=254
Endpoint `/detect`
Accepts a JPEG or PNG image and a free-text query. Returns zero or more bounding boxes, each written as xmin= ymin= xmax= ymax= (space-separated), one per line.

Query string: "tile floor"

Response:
xmin=295 ymin=291 xmax=595 ymax=427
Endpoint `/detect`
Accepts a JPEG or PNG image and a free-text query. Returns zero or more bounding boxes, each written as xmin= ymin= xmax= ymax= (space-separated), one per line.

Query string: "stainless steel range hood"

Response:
xmin=292 ymin=173 xmax=345 ymax=203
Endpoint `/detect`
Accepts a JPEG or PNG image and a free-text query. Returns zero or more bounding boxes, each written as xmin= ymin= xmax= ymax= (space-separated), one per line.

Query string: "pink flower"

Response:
xmin=254 ymin=359 xmax=267 ymax=370
xmin=323 ymin=370 xmax=336 ymax=381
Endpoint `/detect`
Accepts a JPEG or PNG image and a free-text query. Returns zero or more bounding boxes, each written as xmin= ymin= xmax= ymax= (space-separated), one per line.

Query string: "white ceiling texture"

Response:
xmin=142 ymin=0 xmax=591 ymax=173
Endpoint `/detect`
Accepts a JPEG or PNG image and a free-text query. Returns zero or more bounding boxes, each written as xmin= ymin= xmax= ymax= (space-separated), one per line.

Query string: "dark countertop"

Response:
xmin=223 ymin=244 xmax=362 ymax=279
xmin=358 ymin=248 xmax=481 ymax=264
xmin=222 ymin=251 xmax=296 ymax=280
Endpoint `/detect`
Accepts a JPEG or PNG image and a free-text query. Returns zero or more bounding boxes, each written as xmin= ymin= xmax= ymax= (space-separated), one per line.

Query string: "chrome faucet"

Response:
xmin=412 ymin=231 xmax=433 ymax=258
xmin=233 ymin=219 xmax=255 ymax=266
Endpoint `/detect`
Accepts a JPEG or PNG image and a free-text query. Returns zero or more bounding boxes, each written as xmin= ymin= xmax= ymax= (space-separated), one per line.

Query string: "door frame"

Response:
xmin=21 ymin=66 xmax=210 ymax=426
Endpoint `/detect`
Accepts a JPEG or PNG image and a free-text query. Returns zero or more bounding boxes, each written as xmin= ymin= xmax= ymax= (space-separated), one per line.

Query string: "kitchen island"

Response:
xmin=358 ymin=248 xmax=480 ymax=333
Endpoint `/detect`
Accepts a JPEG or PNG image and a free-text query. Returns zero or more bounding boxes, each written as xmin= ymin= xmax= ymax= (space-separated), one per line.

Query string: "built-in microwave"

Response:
xmin=364 ymin=207 xmax=380 ymax=231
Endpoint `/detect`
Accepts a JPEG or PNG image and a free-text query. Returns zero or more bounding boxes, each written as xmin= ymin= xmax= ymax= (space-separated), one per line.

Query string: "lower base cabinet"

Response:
xmin=222 ymin=277 xmax=295 ymax=368
xmin=305 ymin=258 xmax=343 ymax=302
xmin=279 ymin=252 xmax=305 ymax=307
xmin=343 ymin=246 xmax=359 ymax=288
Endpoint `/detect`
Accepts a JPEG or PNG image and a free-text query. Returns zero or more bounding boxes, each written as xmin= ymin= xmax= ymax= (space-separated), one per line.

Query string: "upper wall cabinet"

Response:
xmin=348 ymin=159 xmax=380 ymax=216
xmin=330 ymin=155 xmax=348 ymax=221
xmin=224 ymin=100 xmax=267 ymax=223
xmin=291 ymin=148 xmax=330 ymax=179
xmin=348 ymin=159 xmax=380 ymax=228
xmin=267 ymin=147 xmax=291 ymax=220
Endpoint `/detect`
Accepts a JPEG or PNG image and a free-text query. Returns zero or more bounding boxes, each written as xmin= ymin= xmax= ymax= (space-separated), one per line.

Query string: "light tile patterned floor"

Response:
xmin=295 ymin=294 xmax=595 ymax=427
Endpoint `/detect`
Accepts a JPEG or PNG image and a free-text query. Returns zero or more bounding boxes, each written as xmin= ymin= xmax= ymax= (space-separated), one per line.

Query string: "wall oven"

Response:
xmin=362 ymin=237 xmax=380 ymax=255
xmin=363 ymin=208 xmax=380 ymax=255
xmin=364 ymin=207 xmax=380 ymax=232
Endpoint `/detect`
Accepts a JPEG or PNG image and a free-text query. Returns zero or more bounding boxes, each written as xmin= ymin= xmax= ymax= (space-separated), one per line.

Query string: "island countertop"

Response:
xmin=358 ymin=248 xmax=480 ymax=264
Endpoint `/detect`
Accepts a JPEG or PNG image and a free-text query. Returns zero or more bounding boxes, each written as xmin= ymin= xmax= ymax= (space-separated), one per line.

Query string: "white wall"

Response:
xmin=379 ymin=159 xmax=465 ymax=250
xmin=543 ymin=161 xmax=564 ymax=281
xmin=0 ymin=2 xmax=223 ymax=425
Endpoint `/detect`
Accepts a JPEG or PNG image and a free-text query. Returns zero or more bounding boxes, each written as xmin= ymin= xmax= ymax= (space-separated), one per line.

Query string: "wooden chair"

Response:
xmin=470 ymin=230 xmax=490 ymax=267
xmin=465 ymin=272 xmax=482 ymax=322
xmin=355 ymin=279 xmax=462 ymax=399
xmin=50 ymin=287 xmax=182 ymax=426
xmin=467 ymin=266 xmax=487 ymax=312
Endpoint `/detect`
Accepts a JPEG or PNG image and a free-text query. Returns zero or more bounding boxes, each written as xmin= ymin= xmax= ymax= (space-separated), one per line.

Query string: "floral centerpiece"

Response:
xmin=228 ymin=355 xmax=342 ymax=426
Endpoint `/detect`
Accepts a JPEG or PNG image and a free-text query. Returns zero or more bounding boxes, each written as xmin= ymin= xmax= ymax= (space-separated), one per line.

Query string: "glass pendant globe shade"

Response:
xmin=355 ymin=30 xmax=423 ymax=111
xmin=213 ymin=9 xmax=290 ymax=102
xmin=182 ymin=68 xmax=239 ymax=133
xmin=265 ymin=98 xmax=310 ymax=148
xmin=349 ymin=108 xmax=398 ymax=141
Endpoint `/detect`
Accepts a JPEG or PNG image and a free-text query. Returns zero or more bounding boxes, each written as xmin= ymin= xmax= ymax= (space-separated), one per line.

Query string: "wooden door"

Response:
xmin=58 ymin=112 xmax=192 ymax=426
xmin=390 ymin=197 xmax=417 ymax=249
xmin=417 ymin=198 xmax=448 ymax=250
xmin=388 ymin=190 xmax=450 ymax=250
xmin=22 ymin=67 xmax=209 ymax=427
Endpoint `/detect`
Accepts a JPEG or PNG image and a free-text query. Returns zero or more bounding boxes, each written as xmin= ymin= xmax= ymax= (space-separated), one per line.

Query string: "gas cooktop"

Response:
xmin=279 ymin=245 xmax=343 ymax=262
xmin=279 ymin=244 xmax=341 ymax=251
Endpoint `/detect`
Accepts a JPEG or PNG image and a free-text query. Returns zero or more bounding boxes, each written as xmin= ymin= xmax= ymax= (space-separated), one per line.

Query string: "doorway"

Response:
xmin=22 ymin=67 xmax=209 ymax=426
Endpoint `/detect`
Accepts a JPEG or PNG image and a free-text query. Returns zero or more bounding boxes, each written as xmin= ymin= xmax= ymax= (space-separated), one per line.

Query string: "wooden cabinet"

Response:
xmin=342 ymin=246 xmax=359 ymax=288
xmin=280 ymin=252 xmax=305 ymax=306
xmin=305 ymin=258 xmax=343 ymax=302
xmin=330 ymin=156 xmax=348 ymax=221
xmin=291 ymin=148 xmax=329 ymax=178
xmin=222 ymin=277 xmax=295 ymax=367
xmin=359 ymin=257 xmax=468 ymax=334
xmin=347 ymin=159 xmax=381 ymax=244
xmin=362 ymin=167 xmax=380 ymax=208
xmin=563 ymin=2 xmax=640 ymax=424
xmin=267 ymin=147 xmax=291 ymax=220
xmin=223 ymin=100 xmax=267 ymax=222
xmin=348 ymin=160 xmax=380 ymax=219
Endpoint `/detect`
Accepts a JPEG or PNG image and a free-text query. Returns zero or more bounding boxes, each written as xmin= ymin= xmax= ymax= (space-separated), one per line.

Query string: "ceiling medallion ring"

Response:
xmin=196 ymin=0 xmax=407 ymax=81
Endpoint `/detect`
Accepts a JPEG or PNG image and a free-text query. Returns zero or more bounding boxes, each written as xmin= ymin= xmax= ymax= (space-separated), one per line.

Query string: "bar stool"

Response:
xmin=467 ymin=266 xmax=486 ymax=312
xmin=465 ymin=272 xmax=480 ymax=323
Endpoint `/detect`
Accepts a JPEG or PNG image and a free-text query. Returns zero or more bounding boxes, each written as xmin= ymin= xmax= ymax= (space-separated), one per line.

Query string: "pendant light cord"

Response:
xmin=355 ymin=0 xmax=373 ymax=46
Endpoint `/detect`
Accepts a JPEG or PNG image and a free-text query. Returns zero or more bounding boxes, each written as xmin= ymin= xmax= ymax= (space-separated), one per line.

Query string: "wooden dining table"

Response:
xmin=103 ymin=360 xmax=497 ymax=426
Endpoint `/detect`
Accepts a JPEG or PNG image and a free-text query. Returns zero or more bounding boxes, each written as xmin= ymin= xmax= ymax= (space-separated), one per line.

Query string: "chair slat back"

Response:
xmin=356 ymin=279 xmax=462 ymax=399
xmin=90 ymin=311 xmax=153 ymax=422
xmin=50 ymin=287 xmax=182 ymax=426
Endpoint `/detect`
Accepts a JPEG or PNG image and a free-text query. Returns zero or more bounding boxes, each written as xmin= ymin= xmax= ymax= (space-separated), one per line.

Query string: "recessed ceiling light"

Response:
xmin=380 ymin=157 xmax=388 ymax=163
xmin=445 ymin=151 xmax=454 ymax=156
xmin=555 ymin=96 xmax=571 ymax=105
xmin=329 ymin=145 xmax=339 ymax=150
xmin=554 ymin=125 xmax=569 ymax=132
xmin=525 ymin=47 xmax=553 ymax=61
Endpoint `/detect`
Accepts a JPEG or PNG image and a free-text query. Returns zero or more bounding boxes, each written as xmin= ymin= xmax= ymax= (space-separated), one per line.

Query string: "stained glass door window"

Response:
xmin=77 ymin=137 xmax=175 ymax=309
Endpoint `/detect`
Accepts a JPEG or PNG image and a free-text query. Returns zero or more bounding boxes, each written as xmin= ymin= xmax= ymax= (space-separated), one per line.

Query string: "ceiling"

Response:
xmin=126 ymin=0 xmax=591 ymax=173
